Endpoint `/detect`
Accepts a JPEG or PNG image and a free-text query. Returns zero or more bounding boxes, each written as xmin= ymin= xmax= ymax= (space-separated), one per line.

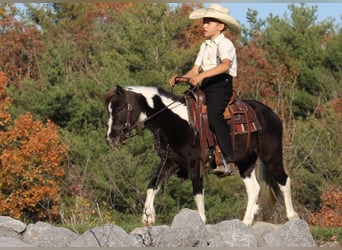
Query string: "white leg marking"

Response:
xmin=106 ymin=103 xmax=113 ymax=139
xmin=194 ymin=191 xmax=206 ymax=224
xmin=279 ymin=177 xmax=299 ymax=220
xmin=142 ymin=187 xmax=160 ymax=225
xmin=242 ymin=170 xmax=260 ymax=226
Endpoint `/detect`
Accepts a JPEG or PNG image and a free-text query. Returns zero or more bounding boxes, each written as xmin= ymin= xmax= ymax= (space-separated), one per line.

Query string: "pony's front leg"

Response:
xmin=190 ymin=163 xmax=206 ymax=223
xmin=142 ymin=186 xmax=160 ymax=226
xmin=142 ymin=156 xmax=178 ymax=225
xmin=194 ymin=192 xmax=206 ymax=223
xmin=242 ymin=169 xmax=260 ymax=226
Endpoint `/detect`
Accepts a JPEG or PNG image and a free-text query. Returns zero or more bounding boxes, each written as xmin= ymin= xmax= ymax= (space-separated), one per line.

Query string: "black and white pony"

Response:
xmin=104 ymin=85 xmax=299 ymax=226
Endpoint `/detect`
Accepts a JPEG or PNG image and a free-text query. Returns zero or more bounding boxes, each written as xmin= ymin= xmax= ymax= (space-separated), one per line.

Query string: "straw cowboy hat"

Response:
xmin=189 ymin=4 xmax=240 ymax=33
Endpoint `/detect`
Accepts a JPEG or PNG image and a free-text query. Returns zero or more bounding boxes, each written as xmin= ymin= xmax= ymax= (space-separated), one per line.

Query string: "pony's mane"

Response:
xmin=104 ymin=85 xmax=186 ymax=115
xmin=125 ymin=86 xmax=184 ymax=104
xmin=124 ymin=86 xmax=188 ymax=121
xmin=156 ymin=87 xmax=183 ymax=103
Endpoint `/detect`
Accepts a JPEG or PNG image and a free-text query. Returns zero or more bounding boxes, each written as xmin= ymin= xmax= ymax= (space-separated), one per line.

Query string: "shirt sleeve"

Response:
xmin=218 ymin=38 xmax=235 ymax=61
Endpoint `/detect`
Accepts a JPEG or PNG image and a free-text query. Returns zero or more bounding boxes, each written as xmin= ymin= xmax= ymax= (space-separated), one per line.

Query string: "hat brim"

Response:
xmin=189 ymin=8 xmax=240 ymax=33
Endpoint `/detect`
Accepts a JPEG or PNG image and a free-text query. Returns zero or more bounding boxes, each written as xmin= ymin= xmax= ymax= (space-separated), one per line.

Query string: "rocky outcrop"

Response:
xmin=0 ymin=209 xmax=317 ymax=247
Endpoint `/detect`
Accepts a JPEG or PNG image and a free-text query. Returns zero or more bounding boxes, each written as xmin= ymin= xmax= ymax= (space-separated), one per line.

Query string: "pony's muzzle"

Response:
xmin=105 ymin=136 xmax=121 ymax=148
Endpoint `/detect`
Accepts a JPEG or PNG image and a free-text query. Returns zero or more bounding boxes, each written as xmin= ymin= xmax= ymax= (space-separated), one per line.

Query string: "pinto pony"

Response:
xmin=104 ymin=85 xmax=299 ymax=226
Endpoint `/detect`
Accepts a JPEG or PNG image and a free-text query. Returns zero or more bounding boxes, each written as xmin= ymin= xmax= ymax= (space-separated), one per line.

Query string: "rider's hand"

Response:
xmin=189 ymin=74 xmax=203 ymax=86
xmin=168 ymin=75 xmax=177 ymax=86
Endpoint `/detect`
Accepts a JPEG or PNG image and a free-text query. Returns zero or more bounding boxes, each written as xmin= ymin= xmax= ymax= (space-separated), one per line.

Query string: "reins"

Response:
xmin=122 ymin=77 xmax=195 ymax=138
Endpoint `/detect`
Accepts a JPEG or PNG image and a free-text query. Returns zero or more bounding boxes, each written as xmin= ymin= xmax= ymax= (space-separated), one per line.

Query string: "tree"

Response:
xmin=262 ymin=4 xmax=335 ymax=118
xmin=0 ymin=71 xmax=67 ymax=221
xmin=0 ymin=72 xmax=12 ymax=129
xmin=240 ymin=8 xmax=266 ymax=45
xmin=324 ymin=29 xmax=342 ymax=84
xmin=0 ymin=3 xmax=43 ymax=86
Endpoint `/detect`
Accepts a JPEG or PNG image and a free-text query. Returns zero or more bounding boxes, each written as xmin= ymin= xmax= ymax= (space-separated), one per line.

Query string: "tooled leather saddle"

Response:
xmin=184 ymin=89 xmax=262 ymax=176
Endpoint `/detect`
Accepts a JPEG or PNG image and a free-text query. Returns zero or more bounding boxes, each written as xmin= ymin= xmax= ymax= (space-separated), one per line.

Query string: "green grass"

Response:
xmin=310 ymin=226 xmax=342 ymax=245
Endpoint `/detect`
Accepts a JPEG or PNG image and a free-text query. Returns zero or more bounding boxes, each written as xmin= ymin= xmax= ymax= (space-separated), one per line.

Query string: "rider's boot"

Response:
xmin=212 ymin=146 xmax=237 ymax=177
xmin=213 ymin=162 xmax=236 ymax=177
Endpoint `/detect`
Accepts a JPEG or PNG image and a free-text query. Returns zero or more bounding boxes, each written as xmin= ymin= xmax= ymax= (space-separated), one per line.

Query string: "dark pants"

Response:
xmin=200 ymin=74 xmax=235 ymax=162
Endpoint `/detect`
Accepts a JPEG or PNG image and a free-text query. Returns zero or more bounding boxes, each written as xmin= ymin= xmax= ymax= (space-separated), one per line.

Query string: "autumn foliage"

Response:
xmin=0 ymin=72 xmax=11 ymax=127
xmin=0 ymin=71 xmax=67 ymax=221
xmin=307 ymin=185 xmax=342 ymax=227
xmin=0 ymin=4 xmax=43 ymax=86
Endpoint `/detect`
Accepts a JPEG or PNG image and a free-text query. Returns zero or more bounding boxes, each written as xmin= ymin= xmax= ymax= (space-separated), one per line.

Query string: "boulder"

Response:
xmin=69 ymin=223 xmax=142 ymax=247
xmin=0 ymin=216 xmax=26 ymax=238
xmin=130 ymin=225 xmax=170 ymax=247
xmin=251 ymin=221 xmax=280 ymax=246
xmin=263 ymin=219 xmax=317 ymax=247
xmin=0 ymin=237 xmax=33 ymax=247
xmin=206 ymin=219 xmax=257 ymax=247
xmin=158 ymin=209 xmax=208 ymax=247
xmin=0 ymin=210 xmax=319 ymax=247
xmin=22 ymin=221 xmax=78 ymax=247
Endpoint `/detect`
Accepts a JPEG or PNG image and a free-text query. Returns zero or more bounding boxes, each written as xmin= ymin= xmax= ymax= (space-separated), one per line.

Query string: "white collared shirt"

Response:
xmin=194 ymin=33 xmax=237 ymax=77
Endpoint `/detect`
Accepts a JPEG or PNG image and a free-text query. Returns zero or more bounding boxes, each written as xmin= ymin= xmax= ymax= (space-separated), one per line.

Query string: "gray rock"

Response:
xmin=0 ymin=216 xmax=27 ymax=238
xmin=22 ymin=221 xmax=78 ymax=247
xmin=263 ymin=219 xmax=317 ymax=247
xmin=170 ymin=208 xmax=205 ymax=229
xmin=0 ymin=237 xmax=33 ymax=247
xmin=0 ymin=210 xmax=319 ymax=247
xmin=130 ymin=225 xmax=170 ymax=247
xmin=156 ymin=209 xmax=208 ymax=247
xmin=251 ymin=221 xmax=280 ymax=246
xmin=157 ymin=225 xmax=207 ymax=247
xmin=206 ymin=219 xmax=258 ymax=247
xmin=69 ymin=223 xmax=142 ymax=247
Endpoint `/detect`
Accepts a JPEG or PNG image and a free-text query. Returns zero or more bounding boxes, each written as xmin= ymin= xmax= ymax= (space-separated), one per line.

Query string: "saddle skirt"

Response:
xmin=184 ymin=89 xmax=262 ymax=175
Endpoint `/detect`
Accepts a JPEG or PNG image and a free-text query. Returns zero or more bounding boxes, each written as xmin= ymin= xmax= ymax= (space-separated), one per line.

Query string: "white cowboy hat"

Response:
xmin=189 ymin=4 xmax=240 ymax=33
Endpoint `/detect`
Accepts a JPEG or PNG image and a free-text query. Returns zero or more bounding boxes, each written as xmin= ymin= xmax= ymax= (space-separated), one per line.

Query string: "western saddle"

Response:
xmin=184 ymin=89 xmax=261 ymax=176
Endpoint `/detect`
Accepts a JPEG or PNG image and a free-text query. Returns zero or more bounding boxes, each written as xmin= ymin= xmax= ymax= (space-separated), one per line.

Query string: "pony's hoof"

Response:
xmin=142 ymin=213 xmax=155 ymax=226
xmin=288 ymin=212 xmax=300 ymax=220
xmin=143 ymin=221 xmax=154 ymax=227
xmin=242 ymin=219 xmax=253 ymax=227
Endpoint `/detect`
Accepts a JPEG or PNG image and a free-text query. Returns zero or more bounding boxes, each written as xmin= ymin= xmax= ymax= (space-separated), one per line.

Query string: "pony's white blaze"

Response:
xmin=126 ymin=86 xmax=189 ymax=123
xmin=279 ymin=177 xmax=299 ymax=220
xmin=142 ymin=187 xmax=160 ymax=226
xmin=106 ymin=102 xmax=113 ymax=138
xmin=242 ymin=169 xmax=260 ymax=226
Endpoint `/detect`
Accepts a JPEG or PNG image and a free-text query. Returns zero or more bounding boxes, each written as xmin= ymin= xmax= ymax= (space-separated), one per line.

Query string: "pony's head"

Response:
xmin=104 ymin=85 xmax=141 ymax=148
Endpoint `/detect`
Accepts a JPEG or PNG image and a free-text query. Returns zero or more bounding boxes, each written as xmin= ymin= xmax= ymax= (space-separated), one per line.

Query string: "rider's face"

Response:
xmin=202 ymin=18 xmax=225 ymax=40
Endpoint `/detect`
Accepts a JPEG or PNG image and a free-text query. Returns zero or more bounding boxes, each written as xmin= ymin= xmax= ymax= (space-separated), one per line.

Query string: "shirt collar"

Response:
xmin=205 ymin=33 xmax=225 ymax=46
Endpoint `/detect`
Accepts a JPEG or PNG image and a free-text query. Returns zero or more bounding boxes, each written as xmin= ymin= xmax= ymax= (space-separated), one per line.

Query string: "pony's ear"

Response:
xmin=116 ymin=85 xmax=125 ymax=95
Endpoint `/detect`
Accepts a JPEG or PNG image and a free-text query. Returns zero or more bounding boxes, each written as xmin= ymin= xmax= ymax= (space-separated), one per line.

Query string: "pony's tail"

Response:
xmin=258 ymin=160 xmax=283 ymax=214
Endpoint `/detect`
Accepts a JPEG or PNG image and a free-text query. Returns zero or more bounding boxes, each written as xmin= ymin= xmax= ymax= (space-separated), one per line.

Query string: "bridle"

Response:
xmin=122 ymin=95 xmax=133 ymax=136
xmin=119 ymin=90 xmax=137 ymax=138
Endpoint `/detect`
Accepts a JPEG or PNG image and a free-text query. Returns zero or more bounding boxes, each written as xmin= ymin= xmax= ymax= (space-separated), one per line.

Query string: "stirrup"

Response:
xmin=213 ymin=163 xmax=235 ymax=177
